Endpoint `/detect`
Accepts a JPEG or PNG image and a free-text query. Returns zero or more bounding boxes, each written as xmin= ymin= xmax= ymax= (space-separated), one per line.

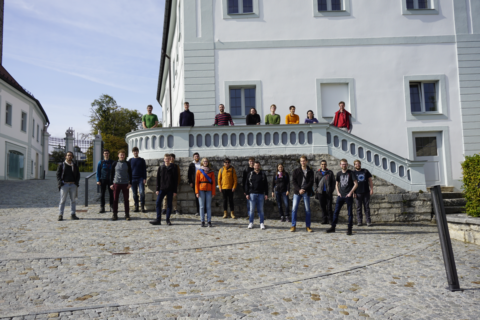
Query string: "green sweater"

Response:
xmin=265 ymin=114 xmax=281 ymax=125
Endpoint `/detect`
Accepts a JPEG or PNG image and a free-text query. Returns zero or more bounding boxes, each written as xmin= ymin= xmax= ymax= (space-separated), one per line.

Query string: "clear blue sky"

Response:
xmin=3 ymin=0 xmax=165 ymax=138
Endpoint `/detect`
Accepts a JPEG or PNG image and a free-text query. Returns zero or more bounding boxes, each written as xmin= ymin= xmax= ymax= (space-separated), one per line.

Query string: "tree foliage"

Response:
xmin=462 ymin=154 xmax=480 ymax=217
xmin=51 ymin=151 xmax=66 ymax=163
xmin=102 ymin=133 xmax=129 ymax=160
xmin=89 ymin=94 xmax=143 ymax=138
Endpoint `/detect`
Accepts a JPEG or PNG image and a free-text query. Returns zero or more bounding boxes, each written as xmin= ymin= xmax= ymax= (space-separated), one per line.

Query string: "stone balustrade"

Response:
xmin=126 ymin=124 xmax=427 ymax=192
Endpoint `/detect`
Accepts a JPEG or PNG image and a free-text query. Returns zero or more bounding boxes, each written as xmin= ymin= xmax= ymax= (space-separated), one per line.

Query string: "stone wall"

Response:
xmin=447 ymin=214 xmax=480 ymax=245
xmin=131 ymin=154 xmax=433 ymax=223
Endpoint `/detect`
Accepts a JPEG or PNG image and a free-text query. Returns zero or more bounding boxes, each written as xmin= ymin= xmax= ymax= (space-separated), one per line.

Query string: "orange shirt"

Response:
xmin=285 ymin=114 xmax=300 ymax=124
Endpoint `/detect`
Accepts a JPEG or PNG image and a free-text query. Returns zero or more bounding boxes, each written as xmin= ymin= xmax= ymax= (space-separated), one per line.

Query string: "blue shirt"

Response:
xmin=128 ymin=157 xmax=147 ymax=181
xmin=304 ymin=118 xmax=319 ymax=124
xmin=321 ymin=170 xmax=327 ymax=192
xmin=96 ymin=159 xmax=113 ymax=182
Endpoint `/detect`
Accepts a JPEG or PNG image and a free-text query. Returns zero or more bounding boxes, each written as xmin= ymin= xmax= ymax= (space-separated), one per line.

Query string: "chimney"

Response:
xmin=0 ymin=0 xmax=4 ymax=65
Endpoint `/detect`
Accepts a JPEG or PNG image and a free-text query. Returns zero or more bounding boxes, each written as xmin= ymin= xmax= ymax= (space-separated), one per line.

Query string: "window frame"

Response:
xmin=32 ymin=119 xmax=35 ymax=138
xmin=402 ymin=0 xmax=439 ymax=15
xmin=315 ymin=78 xmax=356 ymax=122
xmin=404 ymin=75 xmax=447 ymax=120
xmin=37 ymin=124 xmax=39 ymax=142
xmin=313 ymin=0 xmax=351 ymax=17
xmin=5 ymin=103 xmax=12 ymax=126
xmin=222 ymin=0 xmax=260 ymax=19
xmin=224 ymin=80 xmax=262 ymax=122
xmin=21 ymin=111 xmax=27 ymax=133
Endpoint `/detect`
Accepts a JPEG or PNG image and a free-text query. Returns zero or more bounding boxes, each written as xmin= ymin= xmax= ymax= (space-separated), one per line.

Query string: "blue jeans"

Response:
xmin=59 ymin=183 xmax=77 ymax=216
xmin=156 ymin=190 xmax=173 ymax=221
xmin=199 ymin=190 xmax=212 ymax=223
xmin=249 ymin=194 xmax=265 ymax=224
xmin=332 ymin=196 xmax=354 ymax=228
xmin=291 ymin=193 xmax=311 ymax=227
xmin=275 ymin=191 xmax=289 ymax=216
xmin=131 ymin=179 xmax=145 ymax=206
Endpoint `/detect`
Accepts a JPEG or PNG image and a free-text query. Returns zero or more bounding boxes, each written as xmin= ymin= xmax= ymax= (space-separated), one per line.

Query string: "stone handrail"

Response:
xmin=125 ymin=124 xmax=426 ymax=191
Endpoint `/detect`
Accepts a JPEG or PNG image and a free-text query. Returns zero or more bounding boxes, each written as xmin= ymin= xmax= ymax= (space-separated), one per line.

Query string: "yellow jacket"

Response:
xmin=285 ymin=114 xmax=299 ymax=124
xmin=218 ymin=166 xmax=238 ymax=190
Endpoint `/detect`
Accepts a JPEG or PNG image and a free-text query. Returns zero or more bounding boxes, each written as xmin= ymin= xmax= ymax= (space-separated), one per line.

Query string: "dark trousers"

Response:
xmin=100 ymin=179 xmax=113 ymax=208
xmin=356 ymin=193 xmax=371 ymax=224
xmin=156 ymin=190 xmax=173 ymax=221
xmin=131 ymin=179 xmax=145 ymax=206
xmin=318 ymin=191 xmax=333 ymax=223
xmin=112 ymin=184 xmax=129 ymax=215
xmin=275 ymin=191 xmax=289 ymax=217
xmin=331 ymin=196 xmax=354 ymax=229
xmin=222 ymin=189 xmax=234 ymax=211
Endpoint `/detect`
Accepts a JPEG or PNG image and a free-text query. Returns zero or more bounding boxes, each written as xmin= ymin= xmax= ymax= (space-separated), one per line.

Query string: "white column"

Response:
xmin=43 ymin=130 xmax=51 ymax=176
xmin=65 ymin=128 xmax=74 ymax=154
xmin=93 ymin=132 xmax=103 ymax=168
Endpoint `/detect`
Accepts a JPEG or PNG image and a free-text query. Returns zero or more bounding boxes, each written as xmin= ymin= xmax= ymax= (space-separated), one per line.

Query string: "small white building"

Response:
xmin=0 ymin=66 xmax=50 ymax=180
xmin=156 ymin=0 xmax=480 ymax=190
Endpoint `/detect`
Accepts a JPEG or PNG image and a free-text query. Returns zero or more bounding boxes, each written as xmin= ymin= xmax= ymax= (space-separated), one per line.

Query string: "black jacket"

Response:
xmin=291 ymin=166 xmax=314 ymax=195
xmin=156 ymin=163 xmax=178 ymax=193
xmin=242 ymin=166 xmax=254 ymax=191
xmin=314 ymin=169 xmax=335 ymax=194
xmin=246 ymin=113 xmax=261 ymax=125
xmin=56 ymin=162 xmax=81 ymax=190
xmin=245 ymin=170 xmax=268 ymax=195
xmin=272 ymin=171 xmax=290 ymax=193
xmin=187 ymin=161 xmax=200 ymax=185
xmin=179 ymin=109 xmax=195 ymax=127
xmin=110 ymin=161 xmax=132 ymax=185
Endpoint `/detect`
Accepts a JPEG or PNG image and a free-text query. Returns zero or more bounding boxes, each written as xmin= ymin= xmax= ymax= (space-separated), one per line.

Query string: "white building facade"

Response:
xmin=0 ymin=66 xmax=50 ymax=180
xmin=156 ymin=0 xmax=480 ymax=190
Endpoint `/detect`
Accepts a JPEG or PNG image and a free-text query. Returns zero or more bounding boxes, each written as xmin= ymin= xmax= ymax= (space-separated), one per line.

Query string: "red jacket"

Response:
xmin=333 ymin=110 xmax=351 ymax=131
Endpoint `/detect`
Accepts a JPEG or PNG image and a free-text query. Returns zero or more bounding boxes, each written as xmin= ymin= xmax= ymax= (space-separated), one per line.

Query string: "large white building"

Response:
xmin=156 ymin=0 xmax=480 ymax=190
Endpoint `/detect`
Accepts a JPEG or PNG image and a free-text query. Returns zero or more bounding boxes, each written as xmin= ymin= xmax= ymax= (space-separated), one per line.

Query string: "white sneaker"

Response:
xmin=248 ymin=223 xmax=253 ymax=229
xmin=260 ymin=223 xmax=265 ymax=230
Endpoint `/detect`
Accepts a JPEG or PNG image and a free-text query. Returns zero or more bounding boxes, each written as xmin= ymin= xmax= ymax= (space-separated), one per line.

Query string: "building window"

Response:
xmin=33 ymin=120 xmax=35 ymax=138
xmin=404 ymin=75 xmax=447 ymax=120
xmin=31 ymin=160 xmax=34 ymax=174
xmin=5 ymin=103 xmax=12 ymax=125
xmin=314 ymin=0 xmax=350 ymax=17
xmin=315 ymin=78 xmax=356 ymax=121
xmin=37 ymin=125 xmax=40 ymax=142
xmin=230 ymin=87 xmax=256 ymax=117
xmin=402 ymin=0 xmax=438 ymax=15
xmin=415 ymin=137 xmax=437 ymax=156
xmin=21 ymin=112 xmax=27 ymax=132
xmin=223 ymin=0 xmax=259 ymax=19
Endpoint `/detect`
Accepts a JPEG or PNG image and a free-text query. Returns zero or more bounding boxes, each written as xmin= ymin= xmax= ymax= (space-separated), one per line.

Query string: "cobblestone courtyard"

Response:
xmin=0 ymin=179 xmax=479 ymax=319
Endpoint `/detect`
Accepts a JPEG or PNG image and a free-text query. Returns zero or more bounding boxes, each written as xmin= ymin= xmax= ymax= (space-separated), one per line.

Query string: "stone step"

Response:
xmin=445 ymin=206 xmax=466 ymax=214
xmin=444 ymin=198 xmax=467 ymax=207
xmin=441 ymin=192 xmax=465 ymax=199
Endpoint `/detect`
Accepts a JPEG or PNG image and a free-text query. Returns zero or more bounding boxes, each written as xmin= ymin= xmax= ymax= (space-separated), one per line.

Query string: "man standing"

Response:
xmin=314 ymin=160 xmax=335 ymax=225
xmin=265 ymin=104 xmax=281 ymax=125
xmin=57 ymin=151 xmax=80 ymax=221
xmin=163 ymin=154 xmax=181 ymax=215
xmin=150 ymin=153 xmax=178 ymax=226
xmin=353 ymin=160 xmax=374 ymax=227
xmin=142 ymin=105 xmax=159 ymax=129
xmin=326 ymin=159 xmax=358 ymax=235
xmin=188 ymin=152 xmax=202 ymax=216
xmin=110 ymin=149 xmax=132 ymax=221
xmin=214 ymin=104 xmax=234 ymax=126
xmin=245 ymin=161 xmax=268 ymax=230
xmin=218 ymin=158 xmax=237 ymax=219
xmin=128 ymin=147 xmax=147 ymax=213
xmin=290 ymin=155 xmax=314 ymax=232
xmin=96 ymin=149 xmax=113 ymax=213
xmin=242 ymin=157 xmax=255 ymax=218
xmin=330 ymin=101 xmax=353 ymax=133
xmin=179 ymin=102 xmax=195 ymax=127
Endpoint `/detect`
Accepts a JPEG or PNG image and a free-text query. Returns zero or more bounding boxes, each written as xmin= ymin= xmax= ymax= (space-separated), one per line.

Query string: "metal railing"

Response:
xmin=84 ymin=172 xmax=98 ymax=207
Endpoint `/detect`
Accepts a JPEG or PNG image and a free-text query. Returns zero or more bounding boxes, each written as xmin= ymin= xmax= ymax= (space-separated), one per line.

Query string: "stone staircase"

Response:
xmin=442 ymin=192 xmax=466 ymax=214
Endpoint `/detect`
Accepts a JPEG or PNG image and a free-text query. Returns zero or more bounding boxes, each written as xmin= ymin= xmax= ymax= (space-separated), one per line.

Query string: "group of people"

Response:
xmin=141 ymin=101 xmax=353 ymax=133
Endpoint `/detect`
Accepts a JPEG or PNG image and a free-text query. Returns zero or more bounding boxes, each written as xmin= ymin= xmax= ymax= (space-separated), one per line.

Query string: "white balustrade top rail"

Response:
xmin=125 ymin=124 xmax=426 ymax=191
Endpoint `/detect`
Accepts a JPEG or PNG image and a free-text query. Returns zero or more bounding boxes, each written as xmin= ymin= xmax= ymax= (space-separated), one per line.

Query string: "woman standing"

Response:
xmin=195 ymin=158 xmax=216 ymax=227
xmin=272 ymin=164 xmax=290 ymax=222
xmin=246 ymin=108 xmax=261 ymax=125
xmin=304 ymin=110 xmax=319 ymax=124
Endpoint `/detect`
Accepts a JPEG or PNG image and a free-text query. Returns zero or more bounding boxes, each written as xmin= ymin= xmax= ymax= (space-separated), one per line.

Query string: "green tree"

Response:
xmin=51 ymin=150 xmax=65 ymax=163
xmin=102 ymin=133 xmax=129 ymax=160
xmin=89 ymin=94 xmax=143 ymax=138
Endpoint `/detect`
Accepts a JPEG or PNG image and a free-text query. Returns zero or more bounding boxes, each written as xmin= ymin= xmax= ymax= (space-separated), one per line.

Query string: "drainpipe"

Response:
xmin=163 ymin=50 xmax=173 ymax=128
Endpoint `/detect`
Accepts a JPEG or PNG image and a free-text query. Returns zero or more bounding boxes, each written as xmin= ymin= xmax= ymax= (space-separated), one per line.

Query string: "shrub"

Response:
xmin=461 ymin=153 xmax=480 ymax=217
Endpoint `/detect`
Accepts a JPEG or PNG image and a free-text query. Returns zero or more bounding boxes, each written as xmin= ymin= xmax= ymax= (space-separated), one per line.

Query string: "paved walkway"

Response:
xmin=0 ymin=179 xmax=479 ymax=319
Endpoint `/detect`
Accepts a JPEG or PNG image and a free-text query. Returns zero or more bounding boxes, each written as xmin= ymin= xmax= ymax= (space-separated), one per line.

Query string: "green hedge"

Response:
xmin=462 ymin=153 xmax=480 ymax=217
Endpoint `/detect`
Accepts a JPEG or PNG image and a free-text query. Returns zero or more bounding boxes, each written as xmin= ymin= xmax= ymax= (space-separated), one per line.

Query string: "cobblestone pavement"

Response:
xmin=0 ymin=179 xmax=479 ymax=319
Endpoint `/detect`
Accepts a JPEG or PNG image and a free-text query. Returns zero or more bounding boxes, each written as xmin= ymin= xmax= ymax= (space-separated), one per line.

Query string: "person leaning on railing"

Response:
xmin=265 ymin=104 xmax=281 ymax=125
xmin=214 ymin=104 xmax=234 ymax=126
xmin=246 ymin=108 xmax=261 ymax=125
xmin=330 ymin=101 xmax=353 ymax=133
xmin=285 ymin=105 xmax=300 ymax=124
xmin=179 ymin=102 xmax=195 ymax=127
xmin=142 ymin=105 xmax=159 ymax=129
xmin=304 ymin=110 xmax=319 ymax=124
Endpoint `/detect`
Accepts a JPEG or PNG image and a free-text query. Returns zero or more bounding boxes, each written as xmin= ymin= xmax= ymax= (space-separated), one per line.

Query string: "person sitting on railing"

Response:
xmin=285 ymin=106 xmax=300 ymax=124
xmin=265 ymin=104 xmax=281 ymax=125
xmin=304 ymin=110 xmax=319 ymax=124
xmin=330 ymin=101 xmax=353 ymax=133
xmin=142 ymin=105 xmax=159 ymax=129
xmin=179 ymin=102 xmax=195 ymax=127
xmin=246 ymin=108 xmax=261 ymax=125
xmin=214 ymin=104 xmax=234 ymax=126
